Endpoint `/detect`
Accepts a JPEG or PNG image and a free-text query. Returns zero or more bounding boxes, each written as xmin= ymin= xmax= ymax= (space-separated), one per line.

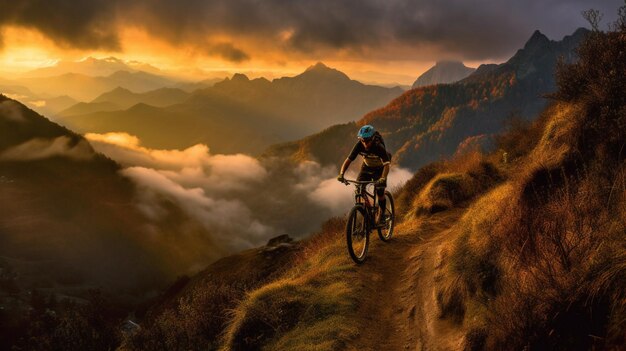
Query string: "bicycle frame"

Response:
xmin=343 ymin=179 xmax=379 ymax=228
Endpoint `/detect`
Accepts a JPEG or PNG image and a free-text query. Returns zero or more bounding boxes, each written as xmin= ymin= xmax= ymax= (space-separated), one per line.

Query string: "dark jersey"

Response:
xmin=348 ymin=141 xmax=391 ymax=168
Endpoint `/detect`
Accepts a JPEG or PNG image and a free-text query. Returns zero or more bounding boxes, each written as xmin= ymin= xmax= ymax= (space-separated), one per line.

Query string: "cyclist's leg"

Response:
xmin=356 ymin=164 xmax=374 ymax=181
xmin=371 ymin=167 xmax=387 ymax=222
xmin=357 ymin=164 xmax=374 ymax=193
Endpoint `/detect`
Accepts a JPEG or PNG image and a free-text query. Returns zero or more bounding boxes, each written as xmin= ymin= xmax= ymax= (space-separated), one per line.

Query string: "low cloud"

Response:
xmin=86 ymin=132 xmax=267 ymax=193
xmin=86 ymin=132 xmax=413 ymax=266
xmin=0 ymin=100 xmax=26 ymax=122
xmin=0 ymin=136 xmax=94 ymax=161
xmin=86 ymin=132 xmax=274 ymax=252
xmin=308 ymin=166 xmax=414 ymax=214
xmin=122 ymin=167 xmax=272 ymax=251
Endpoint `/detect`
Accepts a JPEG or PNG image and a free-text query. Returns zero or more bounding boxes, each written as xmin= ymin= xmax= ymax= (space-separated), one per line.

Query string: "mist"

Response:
xmin=86 ymin=132 xmax=412 ymax=261
xmin=0 ymin=136 xmax=94 ymax=161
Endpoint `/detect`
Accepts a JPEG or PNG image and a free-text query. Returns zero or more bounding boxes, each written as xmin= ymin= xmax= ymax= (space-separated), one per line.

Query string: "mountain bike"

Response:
xmin=341 ymin=179 xmax=395 ymax=264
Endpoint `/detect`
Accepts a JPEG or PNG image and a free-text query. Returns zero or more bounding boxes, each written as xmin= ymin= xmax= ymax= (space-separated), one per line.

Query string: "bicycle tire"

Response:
xmin=346 ymin=205 xmax=369 ymax=264
xmin=377 ymin=191 xmax=395 ymax=242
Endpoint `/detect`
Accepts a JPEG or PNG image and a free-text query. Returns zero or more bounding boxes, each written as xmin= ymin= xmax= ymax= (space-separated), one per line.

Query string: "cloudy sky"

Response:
xmin=0 ymin=0 xmax=622 ymax=83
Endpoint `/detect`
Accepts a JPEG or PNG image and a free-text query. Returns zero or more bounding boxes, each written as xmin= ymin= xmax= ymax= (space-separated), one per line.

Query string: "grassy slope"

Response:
xmin=433 ymin=23 xmax=626 ymax=349
xmin=127 ymin=220 xmax=361 ymax=351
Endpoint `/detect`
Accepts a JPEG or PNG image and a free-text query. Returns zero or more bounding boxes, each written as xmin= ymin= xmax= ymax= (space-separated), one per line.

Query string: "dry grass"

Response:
xmin=394 ymin=162 xmax=445 ymax=216
xmin=412 ymin=172 xmax=477 ymax=215
xmin=405 ymin=150 xmax=503 ymax=218
xmin=434 ymin=99 xmax=625 ymax=350
xmin=433 ymin=17 xmax=626 ymax=348
xmin=220 ymin=235 xmax=360 ymax=351
xmin=435 ymin=184 xmax=513 ymax=325
xmin=125 ymin=242 xmax=301 ymax=350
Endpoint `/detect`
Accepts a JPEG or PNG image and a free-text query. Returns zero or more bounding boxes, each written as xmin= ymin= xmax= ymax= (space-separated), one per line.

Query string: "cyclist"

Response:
xmin=337 ymin=125 xmax=391 ymax=225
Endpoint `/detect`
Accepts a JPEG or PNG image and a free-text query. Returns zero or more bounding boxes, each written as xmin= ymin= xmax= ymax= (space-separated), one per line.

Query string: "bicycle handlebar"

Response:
xmin=341 ymin=179 xmax=377 ymax=185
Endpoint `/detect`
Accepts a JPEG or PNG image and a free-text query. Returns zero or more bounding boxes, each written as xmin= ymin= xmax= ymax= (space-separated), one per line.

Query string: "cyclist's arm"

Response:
xmin=341 ymin=142 xmax=361 ymax=176
xmin=382 ymin=163 xmax=390 ymax=180
xmin=377 ymin=144 xmax=391 ymax=181
xmin=339 ymin=158 xmax=352 ymax=176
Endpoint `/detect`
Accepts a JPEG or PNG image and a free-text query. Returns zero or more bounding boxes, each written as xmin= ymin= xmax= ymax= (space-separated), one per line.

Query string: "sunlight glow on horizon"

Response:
xmin=0 ymin=25 xmax=501 ymax=85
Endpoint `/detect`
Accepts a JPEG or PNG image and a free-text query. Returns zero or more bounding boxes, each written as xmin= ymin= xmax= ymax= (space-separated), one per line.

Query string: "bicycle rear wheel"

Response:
xmin=377 ymin=191 xmax=395 ymax=242
xmin=346 ymin=205 xmax=369 ymax=264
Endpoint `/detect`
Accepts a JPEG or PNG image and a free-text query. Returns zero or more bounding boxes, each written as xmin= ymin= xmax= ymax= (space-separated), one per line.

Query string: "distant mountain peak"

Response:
xmin=412 ymin=61 xmax=475 ymax=88
xmin=107 ymin=70 xmax=135 ymax=78
xmin=110 ymin=86 xmax=132 ymax=93
xmin=231 ymin=73 xmax=250 ymax=82
xmin=435 ymin=60 xmax=465 ymax=66
xmin=299 ymin=62 xmax=350 ymax=82
xmin=564 ymin=27 xmax=590 ymax=45
xmin=305 ymin=62 xmax=330 ymax=72
xmin=524 ymin=30 xmax=550 ymax=49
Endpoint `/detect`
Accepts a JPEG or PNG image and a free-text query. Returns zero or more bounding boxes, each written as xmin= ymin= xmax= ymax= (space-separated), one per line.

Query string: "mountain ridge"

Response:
xmin=11 ymin=70 xmax=181 ymax=101
xmin=412 ymin=60 xmax=475 ymax=88
xmin=264 ymin=28 xmax=590 ymax=170
xmin=58 ymin=64 xmax=403 ymax=154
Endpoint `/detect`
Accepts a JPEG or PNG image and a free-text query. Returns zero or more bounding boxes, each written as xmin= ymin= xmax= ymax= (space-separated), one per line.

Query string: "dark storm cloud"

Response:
xmin=0 ymin=0 xmax=623 ymax=60
xmin=206 ymin=43 xmax=250 ymax=63
xmin=0 ymin=0 xmax=120 ymax=50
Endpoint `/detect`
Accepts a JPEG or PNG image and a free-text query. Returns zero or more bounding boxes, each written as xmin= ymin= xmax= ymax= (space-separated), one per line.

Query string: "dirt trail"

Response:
xmin=347 ymin=209 xmax=466 ymax=351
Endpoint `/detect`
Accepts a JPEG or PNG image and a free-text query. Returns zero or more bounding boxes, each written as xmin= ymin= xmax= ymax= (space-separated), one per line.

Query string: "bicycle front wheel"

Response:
xmin=377 ymin=191 xmax=395 ymax=242
xmin=346 ymin=205 xmax=369 ymax=264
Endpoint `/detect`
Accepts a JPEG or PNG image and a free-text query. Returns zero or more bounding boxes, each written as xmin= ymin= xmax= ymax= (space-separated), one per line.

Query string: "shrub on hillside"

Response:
xmin=407 ymin=152 xmax=503 ymax=217
xmin=413 ymin=173 xmax=477 ymax=215
xmin=494 ymin=113 xmax=548 ymax=162
xmin=395 ymin=162 xmax=444 ymax=216
xmin=554 ymin=8 xmax=626 ymax=158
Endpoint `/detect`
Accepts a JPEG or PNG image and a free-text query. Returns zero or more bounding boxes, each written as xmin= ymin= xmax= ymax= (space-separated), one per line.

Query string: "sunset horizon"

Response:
xmin=1 ymin=1 xmax=621 ymax=85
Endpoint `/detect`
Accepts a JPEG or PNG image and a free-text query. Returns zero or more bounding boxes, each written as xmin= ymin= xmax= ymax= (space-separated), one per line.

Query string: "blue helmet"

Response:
xmin=357 ymin=125 xmax=375 ymax=139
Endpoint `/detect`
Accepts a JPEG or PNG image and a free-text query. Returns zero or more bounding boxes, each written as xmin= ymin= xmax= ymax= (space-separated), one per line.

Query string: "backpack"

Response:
xmin=372 ymin=131 xmax=385 ymax=148
xmin=372 ymin=131 xmax=392 ymax=161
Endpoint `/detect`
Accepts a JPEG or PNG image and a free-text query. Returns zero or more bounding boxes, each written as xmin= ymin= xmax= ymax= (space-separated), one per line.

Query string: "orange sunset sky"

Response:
xmin=0 ymin=0 xmax=622 ymax=84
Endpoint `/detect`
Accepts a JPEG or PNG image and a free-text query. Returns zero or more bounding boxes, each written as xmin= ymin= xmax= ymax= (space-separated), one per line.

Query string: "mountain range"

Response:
xmin=20 ymin=56 xmax=163 ymax=78
xmin=13 ymin=70 xmax=181 ymax=101
xmin=56 ymin=63 xmax=404 ymax=154
xmin=265 ymin=28 xmax=589 ymax=170
xmin=59 ymin=87 xmax=192 ymax=116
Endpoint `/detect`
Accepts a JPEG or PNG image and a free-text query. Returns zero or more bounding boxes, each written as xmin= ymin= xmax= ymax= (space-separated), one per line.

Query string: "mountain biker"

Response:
xmin=337 ymin=125 xmax=391 ymax=224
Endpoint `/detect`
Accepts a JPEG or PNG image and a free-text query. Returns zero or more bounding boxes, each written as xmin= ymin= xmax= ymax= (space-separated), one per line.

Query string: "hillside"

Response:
xmin=56 ymin=64 xmax=402 ymax=154
xmin=126 ymin=22 xmax=625 ymax=350
xmin=57 ymin=98 xmax=280 ymax=153
xmin=0 ymin=83 xmax=78 ymax=116
xmin=412 ymin=61 xmax=476 ymax=88
xmin=0 ymin=95 xmax=236 ymax=348
xmin=264 ymin=28 xmax=588 ymax=170
xmin=58 ymin=87 xmax=191 ymax=117
xmin=0 ymin=95 xmax=171 ymax=295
